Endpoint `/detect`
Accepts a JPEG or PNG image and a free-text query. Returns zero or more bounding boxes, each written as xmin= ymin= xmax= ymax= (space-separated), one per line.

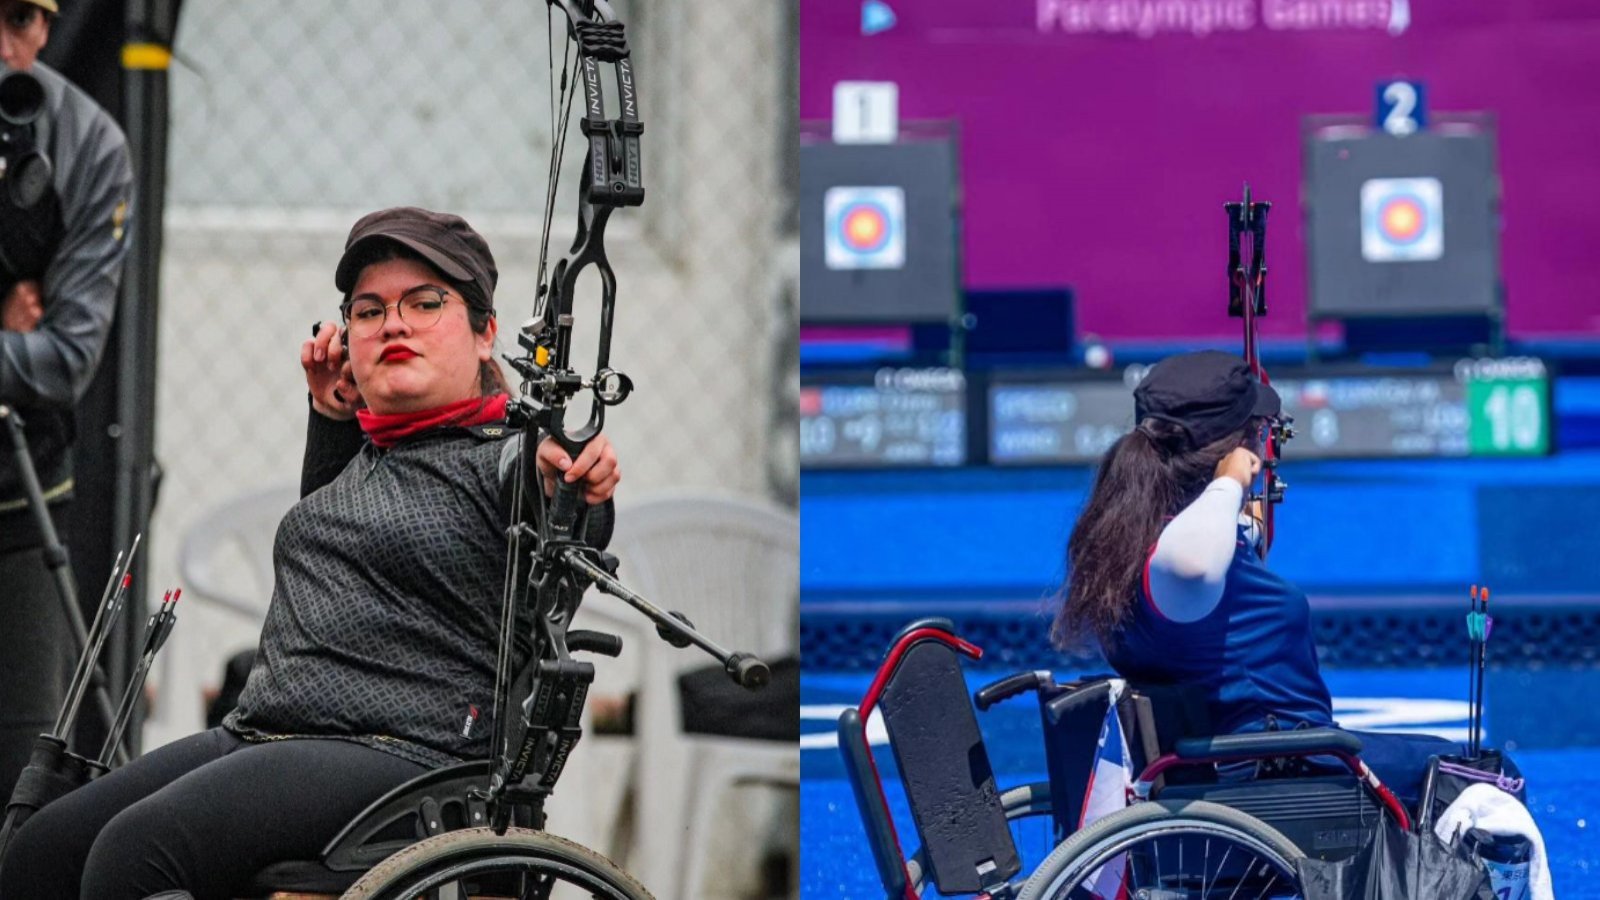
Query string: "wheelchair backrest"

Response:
xmin=876 ymin=633 xmax=1022 ymax=895
xmin=1037 ymin=677 xmax=1213 ymax=841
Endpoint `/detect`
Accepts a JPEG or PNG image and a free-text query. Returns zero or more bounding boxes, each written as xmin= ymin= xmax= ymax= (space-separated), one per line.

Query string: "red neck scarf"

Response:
xmin=357 ymin=393 xmax=509 ymax=448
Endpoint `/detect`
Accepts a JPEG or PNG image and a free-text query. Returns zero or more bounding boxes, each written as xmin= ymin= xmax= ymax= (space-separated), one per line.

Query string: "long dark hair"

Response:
xmin=1052 ymin=416 xmax=1263 ymax=651
xmin=340 ymin=239 xmax=510 ymax=396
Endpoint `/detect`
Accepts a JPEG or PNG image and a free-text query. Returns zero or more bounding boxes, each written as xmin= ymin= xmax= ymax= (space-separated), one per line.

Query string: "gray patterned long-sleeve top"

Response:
xmin=224 ymin=409 xmax=609 ymax=768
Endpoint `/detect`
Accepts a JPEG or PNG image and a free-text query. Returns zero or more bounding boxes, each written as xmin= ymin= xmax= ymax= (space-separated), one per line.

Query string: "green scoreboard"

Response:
xmin=1462 ymin=358 xmax=1551 ymax=456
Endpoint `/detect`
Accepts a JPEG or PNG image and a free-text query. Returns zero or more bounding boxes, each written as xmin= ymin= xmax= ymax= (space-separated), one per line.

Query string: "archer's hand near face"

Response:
xmin=1215 ymin=447 xmax=1262 ymax=492
xmin=536 ymin=434 xmax=621 ymax=505
xmin=2 ymin=281 xmax=43 ymax=332
xmin=302 ymin=321 xmax=362 ymax=420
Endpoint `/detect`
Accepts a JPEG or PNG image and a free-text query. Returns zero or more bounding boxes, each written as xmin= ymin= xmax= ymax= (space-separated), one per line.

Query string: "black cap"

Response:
xmin=1133 ymin=350 xmax=1281 ymax=448
xmin=335 ymin=207 xmax=498 ymax=309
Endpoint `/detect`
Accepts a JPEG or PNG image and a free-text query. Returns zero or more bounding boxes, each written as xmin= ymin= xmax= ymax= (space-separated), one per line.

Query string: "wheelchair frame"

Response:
xmin=837 ymin=619 xmax=1414 ymax=900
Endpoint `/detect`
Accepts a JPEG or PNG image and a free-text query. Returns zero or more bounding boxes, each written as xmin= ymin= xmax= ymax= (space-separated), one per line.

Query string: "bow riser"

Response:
xmin=517 ymin=0 xmax=641 ymax=460
xmin=1224 ymin=186 xmax=1290 ymax=558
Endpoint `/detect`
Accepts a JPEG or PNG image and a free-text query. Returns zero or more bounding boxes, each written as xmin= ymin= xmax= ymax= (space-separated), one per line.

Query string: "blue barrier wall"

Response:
xmin=801 ymin=452 xmax=1600 ymax=603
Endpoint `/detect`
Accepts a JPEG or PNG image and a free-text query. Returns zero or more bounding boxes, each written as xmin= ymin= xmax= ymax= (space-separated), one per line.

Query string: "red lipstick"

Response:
xmin=380 ymin=346 xmax=417 ymax=362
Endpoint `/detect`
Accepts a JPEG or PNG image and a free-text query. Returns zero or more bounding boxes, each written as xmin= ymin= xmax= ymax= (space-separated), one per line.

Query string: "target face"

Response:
xmin=1361 ymin=177 xmax=1443 ymax=262
xmin=824 ymin=186 xmax=906 ymax=270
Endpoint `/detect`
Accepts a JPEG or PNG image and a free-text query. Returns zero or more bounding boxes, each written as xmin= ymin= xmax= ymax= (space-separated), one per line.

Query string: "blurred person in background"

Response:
xmin=1056 ymin=350 xmax=1456 ymax=807
xmin=0 ymin=0 xmax=134 ymax=799
xmin=0 ymin=207 xmax=622 ymax=899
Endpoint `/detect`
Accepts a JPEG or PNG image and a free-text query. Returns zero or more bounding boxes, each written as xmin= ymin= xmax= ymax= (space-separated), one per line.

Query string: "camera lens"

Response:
xmin=0 ymin=71 xmax=45 ymax=127
xmin=6 ymin=151 xmax=51 ymax=208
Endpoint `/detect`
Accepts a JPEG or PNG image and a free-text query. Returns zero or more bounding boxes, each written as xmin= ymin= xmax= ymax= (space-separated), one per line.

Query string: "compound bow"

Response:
xmin=481 ymin=0 xmax=769 ymax=832
xmin=1225 ymin=185 xmax=1293 ymax=560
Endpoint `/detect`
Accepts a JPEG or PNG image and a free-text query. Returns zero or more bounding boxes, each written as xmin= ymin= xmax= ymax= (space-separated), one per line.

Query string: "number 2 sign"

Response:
xmin=1376 ymin=80 xmax=1427 ymax=136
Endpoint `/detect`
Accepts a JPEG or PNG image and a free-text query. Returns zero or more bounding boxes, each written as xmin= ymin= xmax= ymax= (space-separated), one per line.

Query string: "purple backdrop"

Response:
xmin=801 ymin=0 xmax=1600 ymax=340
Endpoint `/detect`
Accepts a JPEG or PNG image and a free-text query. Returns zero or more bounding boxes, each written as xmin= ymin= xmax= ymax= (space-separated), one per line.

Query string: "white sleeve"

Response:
xmin=1146 ymin=478 xmax=1244 ymax=622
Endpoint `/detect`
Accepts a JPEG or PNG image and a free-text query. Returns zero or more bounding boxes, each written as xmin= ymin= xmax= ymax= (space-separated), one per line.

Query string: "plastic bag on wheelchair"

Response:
xmin=1295 ymin=820 xmax=1490 ymax=900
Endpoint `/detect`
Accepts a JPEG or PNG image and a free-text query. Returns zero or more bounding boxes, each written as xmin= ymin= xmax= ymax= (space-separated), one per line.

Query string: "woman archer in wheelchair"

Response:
xmin=1055 ymin=350 xmax=1458 ymax=808
xmin=0 ymin=207 xmax=623 ymax=900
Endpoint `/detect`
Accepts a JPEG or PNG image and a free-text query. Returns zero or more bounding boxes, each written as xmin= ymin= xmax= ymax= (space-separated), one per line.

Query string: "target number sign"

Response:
xmin=1376 ymin=80 xmax=1426 ymax=136
xmin=1360 ymin=177 xmax=1443 ymax=262
xmin=824 ymin=186 xmax=906 ymax=270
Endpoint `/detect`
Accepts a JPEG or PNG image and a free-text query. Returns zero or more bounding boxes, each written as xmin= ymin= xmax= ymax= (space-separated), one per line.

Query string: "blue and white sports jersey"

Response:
xmin=1106 ymin=525 xmax=1335 ymax=736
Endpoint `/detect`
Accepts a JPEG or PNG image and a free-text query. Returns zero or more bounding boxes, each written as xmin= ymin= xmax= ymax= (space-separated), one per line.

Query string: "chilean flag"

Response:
xmin=1079 ymin=679 xmax=1132 ymax=899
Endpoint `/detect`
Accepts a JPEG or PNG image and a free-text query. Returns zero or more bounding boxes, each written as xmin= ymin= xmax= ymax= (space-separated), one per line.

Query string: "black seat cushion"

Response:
xmin=246 ymin=859 xmax=362 ymax=895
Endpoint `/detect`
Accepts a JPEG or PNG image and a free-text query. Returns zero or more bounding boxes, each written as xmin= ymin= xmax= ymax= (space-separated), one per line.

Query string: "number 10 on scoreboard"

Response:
xmin=1467 ymin=374 xmax=1550 ymax=456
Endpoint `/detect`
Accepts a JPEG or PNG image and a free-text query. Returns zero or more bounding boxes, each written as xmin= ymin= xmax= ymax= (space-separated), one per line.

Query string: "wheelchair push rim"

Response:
xmin=1018 ymin=800 xmax=1305 ymax=900
xmin=341 ymin=826 xmax=654 ymax=900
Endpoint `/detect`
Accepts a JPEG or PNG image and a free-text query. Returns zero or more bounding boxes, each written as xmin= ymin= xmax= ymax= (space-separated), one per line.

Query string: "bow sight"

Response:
xmin=1225 ymin=185 xmax=1294 ymax=558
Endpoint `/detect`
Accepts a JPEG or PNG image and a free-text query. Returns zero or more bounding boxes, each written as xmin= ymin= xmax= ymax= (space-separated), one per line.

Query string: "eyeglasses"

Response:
xmin=340 ymin=286 xmax=455 ymax=338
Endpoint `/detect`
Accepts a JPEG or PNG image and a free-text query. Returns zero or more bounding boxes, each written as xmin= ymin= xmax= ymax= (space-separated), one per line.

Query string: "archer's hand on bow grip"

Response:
xmin=535 ymin=435 xmax=621 ymax=506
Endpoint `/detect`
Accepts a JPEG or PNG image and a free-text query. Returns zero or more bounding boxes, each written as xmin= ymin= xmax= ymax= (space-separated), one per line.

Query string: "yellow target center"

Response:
xmin=1383 ymin=202 xmax=1421 ymax=238
xmin=845 ymin=211 xmax=885 ymax=246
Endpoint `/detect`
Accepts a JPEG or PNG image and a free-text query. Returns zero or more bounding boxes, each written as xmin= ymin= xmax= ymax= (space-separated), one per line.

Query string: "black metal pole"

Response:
xmin=113 ymin=0 xmax=173 ymax=760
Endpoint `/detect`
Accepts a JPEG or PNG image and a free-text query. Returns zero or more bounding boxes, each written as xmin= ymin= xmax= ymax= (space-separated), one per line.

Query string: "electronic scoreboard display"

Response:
xmin=800 ymin=368 xmax=967 ymax=468
xmin=988 ymin=358 xmax=1552 ymax=465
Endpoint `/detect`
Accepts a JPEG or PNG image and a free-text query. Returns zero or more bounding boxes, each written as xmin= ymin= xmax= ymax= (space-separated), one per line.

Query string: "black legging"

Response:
xmin=0 ymin=727 xmax=426 ymax=900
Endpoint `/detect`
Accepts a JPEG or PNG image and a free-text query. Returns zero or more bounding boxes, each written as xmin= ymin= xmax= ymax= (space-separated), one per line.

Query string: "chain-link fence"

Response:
xmin=140 ymin=2 xmax=795 ymax=871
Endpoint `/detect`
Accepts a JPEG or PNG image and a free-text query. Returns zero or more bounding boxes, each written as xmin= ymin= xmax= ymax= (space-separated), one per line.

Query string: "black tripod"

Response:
xmin=0 ymin=404 xmax=133 ymax=861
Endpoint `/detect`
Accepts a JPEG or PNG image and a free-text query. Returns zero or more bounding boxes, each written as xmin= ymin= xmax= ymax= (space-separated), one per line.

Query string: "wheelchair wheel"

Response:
xmin=1017 ymin=800 xmax=1304 ymax=900
xmin=342 ymin=826 xmax=654 ymax=900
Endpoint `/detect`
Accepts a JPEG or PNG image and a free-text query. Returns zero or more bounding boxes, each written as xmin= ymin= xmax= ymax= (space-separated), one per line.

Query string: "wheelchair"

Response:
xmin=235 ymin=625 xmax=654 ymax=899
xmin=837 ymin=619 xmax=1420 ymax=900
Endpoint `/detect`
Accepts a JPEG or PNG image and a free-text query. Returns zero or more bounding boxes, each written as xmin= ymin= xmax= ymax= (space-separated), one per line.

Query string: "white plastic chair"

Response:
xmin=155 ymin=485 xmax=296 ymax=746
xmin=578 ymin=491 xmax=799 ymax=900
xmin=177 ymin=483 xmax=299 ymax=622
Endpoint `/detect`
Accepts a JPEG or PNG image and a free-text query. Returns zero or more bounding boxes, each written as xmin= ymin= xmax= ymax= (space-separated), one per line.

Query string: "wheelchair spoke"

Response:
xmin=1207 ymin=842 xmax=1234 ymax=898
xmin=1224 ymin=857 xmax=1257 ymax=900
xmin=1254 ymin=870 xmax=1280 ymax=899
